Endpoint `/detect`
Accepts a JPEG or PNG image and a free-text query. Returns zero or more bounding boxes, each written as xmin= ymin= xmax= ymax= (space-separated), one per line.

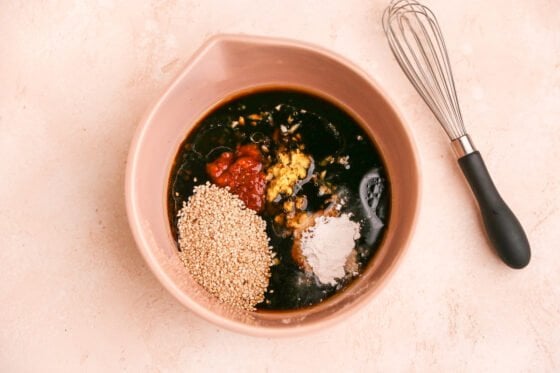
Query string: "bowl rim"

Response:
xmin=125 ymin=33 xmax=422 ymax=337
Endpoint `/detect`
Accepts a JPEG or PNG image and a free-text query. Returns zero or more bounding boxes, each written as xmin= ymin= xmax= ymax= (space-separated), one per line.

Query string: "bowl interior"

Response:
xmin=126 ymin=35 xmax=420 ymax=336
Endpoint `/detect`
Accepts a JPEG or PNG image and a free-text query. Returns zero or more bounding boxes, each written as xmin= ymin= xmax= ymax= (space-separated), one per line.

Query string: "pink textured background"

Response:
xmin=1 ymin=0 xmax=559 ymax=371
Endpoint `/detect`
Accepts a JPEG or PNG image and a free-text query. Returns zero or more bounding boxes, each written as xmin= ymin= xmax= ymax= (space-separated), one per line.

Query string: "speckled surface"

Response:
xmin=1 ymin=0 xmax=559 ymax=371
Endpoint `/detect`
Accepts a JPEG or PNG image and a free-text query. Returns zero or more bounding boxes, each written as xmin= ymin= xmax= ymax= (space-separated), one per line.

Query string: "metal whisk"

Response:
xmin=383 ymin=0 xmax=531 ymax=268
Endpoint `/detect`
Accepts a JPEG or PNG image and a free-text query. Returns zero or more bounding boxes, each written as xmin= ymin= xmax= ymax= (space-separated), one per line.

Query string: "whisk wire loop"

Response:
xmin=383 ymin=0 xmax=466 ymax=140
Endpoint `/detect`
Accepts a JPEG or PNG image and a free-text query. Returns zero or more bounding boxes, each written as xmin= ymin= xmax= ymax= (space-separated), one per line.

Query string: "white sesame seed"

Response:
xmin=177 ymin=183 xmax=273 ymax=311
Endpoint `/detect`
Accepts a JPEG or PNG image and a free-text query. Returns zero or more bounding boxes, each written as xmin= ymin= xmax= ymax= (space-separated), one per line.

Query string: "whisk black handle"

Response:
xmin=458 ymin=151 xmax=531 ymax=268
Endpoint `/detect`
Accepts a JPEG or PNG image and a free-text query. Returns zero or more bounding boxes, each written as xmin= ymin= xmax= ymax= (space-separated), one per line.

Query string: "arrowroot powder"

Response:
xmin=301 ymin=214 xmax=361 ymax=285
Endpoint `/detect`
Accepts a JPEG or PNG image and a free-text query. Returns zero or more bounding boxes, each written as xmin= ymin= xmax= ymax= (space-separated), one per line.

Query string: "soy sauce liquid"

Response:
xmin=168 ymin=89 xmax=390 ymax=310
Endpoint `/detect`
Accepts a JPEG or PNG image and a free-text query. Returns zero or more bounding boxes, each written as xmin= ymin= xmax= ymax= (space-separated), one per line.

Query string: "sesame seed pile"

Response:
xmin=177 ymin=183 xmax=273 ymax=311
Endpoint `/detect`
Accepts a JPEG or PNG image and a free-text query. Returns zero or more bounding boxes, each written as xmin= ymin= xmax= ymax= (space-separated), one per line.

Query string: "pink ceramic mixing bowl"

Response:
xmin=125 ymin=34 xmax=420 ymax=337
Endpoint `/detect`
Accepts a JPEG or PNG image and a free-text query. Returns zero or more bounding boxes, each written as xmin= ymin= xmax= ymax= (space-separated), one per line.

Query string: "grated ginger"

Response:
xmin=266 ymin=150 xmax=311 ymax=202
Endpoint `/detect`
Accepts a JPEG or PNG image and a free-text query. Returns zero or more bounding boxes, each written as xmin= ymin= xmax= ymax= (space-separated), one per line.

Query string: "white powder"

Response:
xmin=301 ymin=214 xmax=361 ymax=285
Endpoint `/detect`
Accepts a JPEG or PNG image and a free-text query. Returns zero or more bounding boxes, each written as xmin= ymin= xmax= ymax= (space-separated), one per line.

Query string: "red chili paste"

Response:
xmin=206 ymin=144 xmax=266 ymax=211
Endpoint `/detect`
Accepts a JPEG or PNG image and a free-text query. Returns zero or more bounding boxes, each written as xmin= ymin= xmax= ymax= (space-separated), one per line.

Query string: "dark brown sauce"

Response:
xmin=168 ymin=89 xmax=390 ymax=310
